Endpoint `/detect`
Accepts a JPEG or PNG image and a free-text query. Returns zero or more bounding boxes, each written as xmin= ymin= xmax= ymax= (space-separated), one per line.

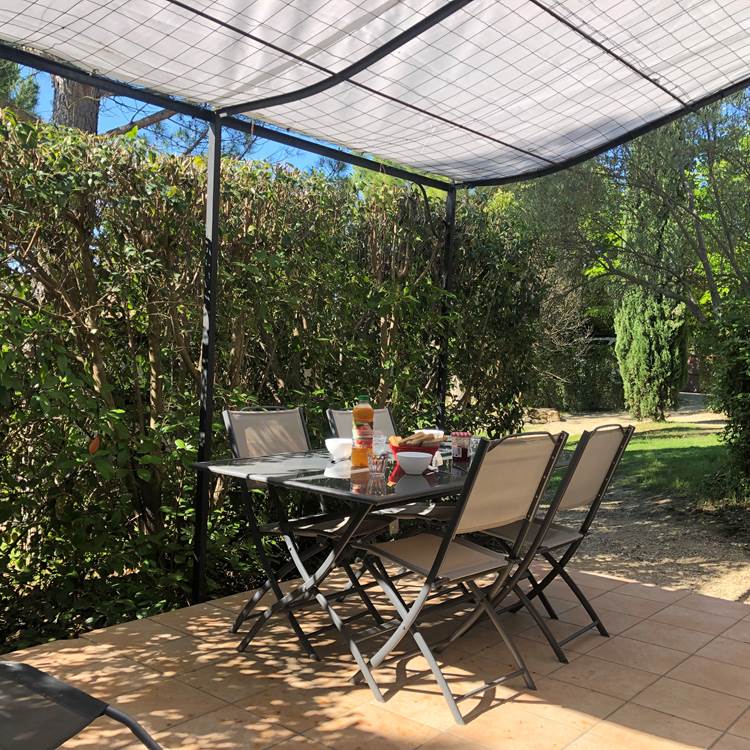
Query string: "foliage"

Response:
xmin=614 ymin=288 xmax=687 ymax=420
xmin=0 ymin=61 xmax=39 ymax=113
xmin=538 ymin=339 xmax=624 ymax=413
xmin=709 ymin=299 xmax=750 ymax=496
xmin=0 ymin=112 xmax=551 ymax=650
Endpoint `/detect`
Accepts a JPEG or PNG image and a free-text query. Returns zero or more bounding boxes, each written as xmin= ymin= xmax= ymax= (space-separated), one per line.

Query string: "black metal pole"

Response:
xmin=191 ymin=116 xmax=222 ymax=602
xmin=436 ymin=186 xmax=457 ymax=429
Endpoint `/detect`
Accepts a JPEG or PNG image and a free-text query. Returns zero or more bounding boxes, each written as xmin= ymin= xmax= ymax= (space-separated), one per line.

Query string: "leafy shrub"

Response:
xmin=546 ymin=339 xmax=624 ymax=413
xmin=615 ymin=288 xmax=687 ymax=420
xmin=709 ymin=299 xmax=750 ymax=496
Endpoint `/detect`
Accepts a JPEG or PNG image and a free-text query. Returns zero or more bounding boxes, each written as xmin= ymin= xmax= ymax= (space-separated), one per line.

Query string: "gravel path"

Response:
xmin=548 ymin=395 xmax=750 ymax=602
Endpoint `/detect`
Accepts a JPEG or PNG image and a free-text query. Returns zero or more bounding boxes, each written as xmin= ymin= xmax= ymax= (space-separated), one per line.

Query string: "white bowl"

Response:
xmin=397 ymin=451 xmax=433 ymax=475
xmin=325 ymin=437 xmax=352 ymax=462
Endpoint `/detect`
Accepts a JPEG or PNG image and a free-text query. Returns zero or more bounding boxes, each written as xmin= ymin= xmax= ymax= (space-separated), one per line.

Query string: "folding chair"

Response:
xmin=326 ymin=406 xmax=398 ymax=439
xmin=0 ymin=661 xmax=161 ymax=749
xmin=353 ymin=432 xmax=568 ymax=725
xmin=485 ymin=424 xmax=634 ymax=661
xmin=223 ymin=407 xmax=390 ymax=657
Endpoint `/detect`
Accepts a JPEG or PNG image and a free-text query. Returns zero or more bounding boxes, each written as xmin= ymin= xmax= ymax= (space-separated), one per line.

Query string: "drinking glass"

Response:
xmin=372 ymin=430 xmax=387 ymax=456
xmin=368 ymin=452 xmax=389 ymax=475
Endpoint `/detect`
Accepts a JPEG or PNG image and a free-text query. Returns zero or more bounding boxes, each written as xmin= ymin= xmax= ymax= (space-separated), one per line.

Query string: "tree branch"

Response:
xmin=104 ymin=108 xmax=174 ymax=136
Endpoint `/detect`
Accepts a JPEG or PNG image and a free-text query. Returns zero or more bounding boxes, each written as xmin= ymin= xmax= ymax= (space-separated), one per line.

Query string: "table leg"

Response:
xmin=238 ymin=485 xmax=319 ymax=659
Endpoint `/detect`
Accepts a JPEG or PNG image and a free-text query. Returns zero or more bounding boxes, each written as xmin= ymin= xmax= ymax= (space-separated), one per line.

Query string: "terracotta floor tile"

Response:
xmin=572 ymin=571 xmax=632 ymax=591
xmin=599 ymin=702 xmax=719 ymax=748
xmin=156 ymin=704 xmax=295 ymax=749
xmin=730 ymin=707 xmax=750 ymax=740
xmin=44 ymin=655 xmax=164 ymax=704
xmin=714 ymin=735 xmax=750 ymax=750
xmin=567 ymin=704 xmax=719 ymax=749
xmin=622 ymin=619 xmax=714 ymax=654
xmin=534 ymin=579 xmax=603 ymax=604
xmin=2 ymin=639 xmax=116 ymax=672
xmin=632 ymin=677 xmax=749 ymax=730
xmin=305 ymin=702 xmax=441 ymax=749
xmin=149 ymin=603 xmax=239 ymax=641
xmin=651 ymin=604 xmax=738 ymax=636
xmin=446 ymin=700 xmax=583 ymax=749
xmin=668 ymin=655 xmax=750 ymax=700
xmin=551 ymin=654 xmax=658 ymax=700
xmin=697 ymin=637 xmax=750 ymax=671
xmin=112 ymin=678 xmax=227 ymax=731
xmin=236 ymin=681 xmax=374 ymax=733
xmin=511 ymin=675 xmax=623 ymax=731
xmin=471 ymin=633 xmax=580 ymax=676
xmin=724 ymin=621 xmax=750 ymax=644
xmin=59 ymin=717 xmax=148 ymax=749
xmin=615 ymin=582 xmax=690 ymax=604
xmin=587 ymin=591 xmax=668 ymax=618
xmin=115 ymin=634 xmax=227 ymax=677
xmin=270 ymin=735 xmax=331 ymax=750
xmin=413 ymin=732 xmax=494 ymax=749
xmin=544 ymin=595 xmax=579 ymax=614
xmin=678 ymin=594 xmax=750 ymax=621
xmin=587 ymin=635 xmax=687 ymax=675
xmin=560 ymin=605 xmax=643 ymax=635
xmin=83 ymin=618 xmax=184 ymax=648
xmin=177 ymin=655 xmax=293 ymax=702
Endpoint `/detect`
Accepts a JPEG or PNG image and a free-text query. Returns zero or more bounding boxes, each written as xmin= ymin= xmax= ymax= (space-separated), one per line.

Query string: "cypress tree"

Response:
xmin=614 ymin=288 xmax=687 ymax=420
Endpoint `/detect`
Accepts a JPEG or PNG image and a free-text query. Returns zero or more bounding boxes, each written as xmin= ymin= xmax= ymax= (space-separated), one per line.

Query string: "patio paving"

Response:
xmin=6 ymin=565 xmax=750 ymax=749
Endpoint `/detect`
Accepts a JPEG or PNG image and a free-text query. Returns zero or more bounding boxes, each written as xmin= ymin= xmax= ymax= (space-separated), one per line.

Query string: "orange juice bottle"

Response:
xmin=351 ymin=395 xmax=374 ymax=469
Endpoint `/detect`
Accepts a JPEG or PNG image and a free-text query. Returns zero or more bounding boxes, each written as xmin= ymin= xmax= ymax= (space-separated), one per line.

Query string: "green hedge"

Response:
xmin=0 ymin=113 xmax=548 ymax=650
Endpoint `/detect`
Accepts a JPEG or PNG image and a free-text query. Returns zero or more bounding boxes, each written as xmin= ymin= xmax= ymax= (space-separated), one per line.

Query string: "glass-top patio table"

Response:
xmin=195 ymin=450 xmax=466 ymax=694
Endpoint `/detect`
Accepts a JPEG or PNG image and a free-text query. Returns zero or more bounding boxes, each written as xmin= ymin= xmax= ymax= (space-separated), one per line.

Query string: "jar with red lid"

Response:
xmin=451 ymin=431 xmax=471 ymax=461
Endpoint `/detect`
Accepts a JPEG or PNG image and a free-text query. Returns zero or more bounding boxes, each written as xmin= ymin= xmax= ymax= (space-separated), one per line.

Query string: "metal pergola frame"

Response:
xmin=3 ymin=0 xmax=750 ymax=600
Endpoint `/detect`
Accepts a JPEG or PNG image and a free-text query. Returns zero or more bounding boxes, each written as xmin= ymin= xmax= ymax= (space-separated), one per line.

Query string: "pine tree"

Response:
xmin=615 ymin=288 xmax=687 ymax=420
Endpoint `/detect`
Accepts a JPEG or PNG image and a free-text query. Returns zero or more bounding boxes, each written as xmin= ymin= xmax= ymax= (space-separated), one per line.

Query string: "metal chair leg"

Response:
xmin=467 ymin=582 xmax=536 ymax=690
xmin=527 ymin=570 xmax=559 ymax=620
xmin=370 ymin=564 xmax=465 ymax=725
xmin=513 ymin=584 xmax=568 ymax=664
xmin=104 ymin=705 xmax=161 ymax=749
xmin=342 ymin=559 xmax=385 ymax=625
xmin=546 ymin=553 xmax=609 ymax=637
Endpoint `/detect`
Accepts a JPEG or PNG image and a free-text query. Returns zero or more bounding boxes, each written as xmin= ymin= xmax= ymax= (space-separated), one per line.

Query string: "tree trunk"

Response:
xmin=52 ymin=76 xmax=100 ymax=132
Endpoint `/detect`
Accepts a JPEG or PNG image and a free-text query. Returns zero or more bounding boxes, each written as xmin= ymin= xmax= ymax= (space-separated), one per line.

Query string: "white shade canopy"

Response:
xmin=2 ymin=0 xmax=750 ymax=184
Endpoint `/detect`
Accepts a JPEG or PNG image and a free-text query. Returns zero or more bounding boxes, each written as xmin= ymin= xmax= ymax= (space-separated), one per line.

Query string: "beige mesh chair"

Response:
xmin=352 ymin=432 xmax=568 ymax=725
xmin=223 ymin=407 xmax=390 ymax=656
xmin=326 ymin=406 xmax=398 ymax=439
xmin=485 ymin=424 xmax=634 ymax=661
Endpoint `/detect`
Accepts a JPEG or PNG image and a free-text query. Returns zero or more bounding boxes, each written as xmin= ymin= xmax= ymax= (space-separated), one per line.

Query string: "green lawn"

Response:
xmin=610 ymin=425 xmax=725 ymax=501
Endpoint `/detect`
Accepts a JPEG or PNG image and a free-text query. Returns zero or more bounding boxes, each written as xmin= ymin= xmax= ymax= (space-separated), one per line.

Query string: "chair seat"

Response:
xmin=260 ymin=516 xmax=390 ymax=538
xmin=362 ymin=533 xmax=508 ymax=582
xmin=484 ymin=519 xmax=582 ymax=550
xmin=374 ymin=503 xmax=455 ymax=521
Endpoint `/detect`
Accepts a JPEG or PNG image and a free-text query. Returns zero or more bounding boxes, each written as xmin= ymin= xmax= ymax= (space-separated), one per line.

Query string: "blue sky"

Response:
xmin=33 ymin=70 xmax=323 ymax=170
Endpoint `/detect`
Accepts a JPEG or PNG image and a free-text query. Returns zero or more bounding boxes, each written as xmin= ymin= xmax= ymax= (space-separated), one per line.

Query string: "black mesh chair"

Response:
xmin=0 ymin=660 xmax=161 ymax=749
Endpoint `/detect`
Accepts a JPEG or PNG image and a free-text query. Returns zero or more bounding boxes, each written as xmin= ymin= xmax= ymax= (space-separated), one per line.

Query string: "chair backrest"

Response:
xmin=326 ymin=407 xmax=398 ymax=438
xmin=557 ymin=424 xmax=634 ymax=513
xmin=223 ymin=407 xmax=310 ymax=459
xmin=455 ymin=432 xmax=566 ymax=536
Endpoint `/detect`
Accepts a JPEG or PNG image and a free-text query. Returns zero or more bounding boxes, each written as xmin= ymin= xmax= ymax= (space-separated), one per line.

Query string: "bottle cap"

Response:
xmin=356 ymin=394 xmax=370 ymax=402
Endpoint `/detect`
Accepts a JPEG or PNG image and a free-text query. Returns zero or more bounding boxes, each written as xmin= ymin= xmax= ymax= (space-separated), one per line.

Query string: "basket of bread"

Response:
xmin=389 ymin=430 xmax=444 ymax=457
